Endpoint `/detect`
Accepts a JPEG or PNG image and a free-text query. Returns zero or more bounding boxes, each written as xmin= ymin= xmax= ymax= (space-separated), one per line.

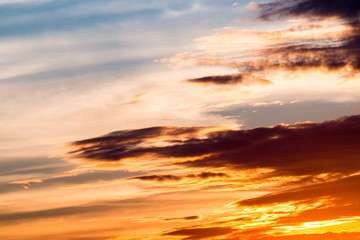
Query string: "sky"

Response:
xmin=0 ymin=0 xmax=360 ymax=239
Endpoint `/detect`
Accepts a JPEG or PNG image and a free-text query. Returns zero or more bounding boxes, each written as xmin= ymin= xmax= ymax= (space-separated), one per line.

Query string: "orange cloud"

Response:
xmin=165 ymin=226 xmax=234 ymax=240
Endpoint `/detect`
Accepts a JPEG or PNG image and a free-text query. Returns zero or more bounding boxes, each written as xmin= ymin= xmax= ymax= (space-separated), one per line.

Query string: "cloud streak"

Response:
xmin=186 ymin=73 xmax=272 ymax=86
xmin=163 ymin=215 xmax=201 ymax=222
xmin=165 ymin=226 xmax=234 ymax=240
xmin=131 ymin=172 xmax=228 ymax=182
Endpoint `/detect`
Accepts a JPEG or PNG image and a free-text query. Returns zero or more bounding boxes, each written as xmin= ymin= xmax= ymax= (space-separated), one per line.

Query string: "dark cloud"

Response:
xmin=70 ymin=126 xmax=206 ymax=161
xmin=192 ymin=0 xmax=360 ymax=80
xmin=253 ymin=42 xmax=360 ymax=72
xmin=191 ymin=172 xmax=228 ymax=179
xmin=165 ymin=227 xmax=233 ymax=240
xmin=163 ymin=215 xmax=201 ymax=222
xmin=133 ymin=174 xmax=182 ymax=181
xmin=197 ymin=30 xmax=360 ymax=74
xmin=72 ymin=126 xmax=204 ymax=145
xmin=70 ymin=115 xmax=360 ymax=179
xmin=131 ymin=172 xmax=228 ymax=182
xmin=68 ymin=114 xmax=360 ymax=239
xmin=180 ymin=115 xmax=360 ymax=177
xmin=258 ymin=0 xmax=360 ymax=21
xmin=186 ymin=73 xmax=272 ymax=86
xmin=253 ymin=0 xmax=360 ymax=72
xmin=263 ymin=51 xmax=348 ymax=70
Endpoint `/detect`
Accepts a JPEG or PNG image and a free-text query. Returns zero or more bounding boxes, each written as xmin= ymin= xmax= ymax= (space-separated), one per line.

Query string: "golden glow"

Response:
xmin=274 ymin=217 xmax=360 ymax=235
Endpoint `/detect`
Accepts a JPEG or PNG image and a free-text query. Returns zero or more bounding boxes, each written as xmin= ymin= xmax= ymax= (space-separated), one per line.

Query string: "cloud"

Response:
xmin=71 ymin=126 xmax=205 ymax=146
xmin=70 ymin=115 xmax=360 ymax=180
xmin=186 ymin=73 xmax=272 ymax=86
xmin=163 ymin=215 xmax=201 ymax=222
xmin=247 ymin=1 xmax=260 ymax=10
xmin=165 ymin=226 xmax=234 ymax=240
xmin=253 ymin=0 xmax=360 ymax=72
xmin=131 ymin=172 xmax=228 ymax=182
xmin=159 ymin=0 xmax=360 ymax=86
xmin=258 ymin=0 xmax=360 ymax=21
xmin=69 ymin=125 xmax=220 ymax=162
xmin=251 ymin=100 xmax=284 ymax=107
xmin=7 ymin=0 xmax=360 ymax=239
xmin=181 ymin=115 xmax=360 ymax=178
xmin=132 ymin=174 xmax=182 ymax=181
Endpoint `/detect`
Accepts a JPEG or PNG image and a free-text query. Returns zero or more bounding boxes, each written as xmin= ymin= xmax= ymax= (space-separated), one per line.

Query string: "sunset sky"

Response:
xmin=1 ymin=0 xmax=360 ymax=239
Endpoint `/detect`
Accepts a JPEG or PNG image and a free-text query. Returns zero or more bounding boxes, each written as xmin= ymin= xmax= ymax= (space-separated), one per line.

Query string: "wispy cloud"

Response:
xmin=165 ymin=226 xmax=234 ymax=240
xmin=131 ymin=172 xmax=228 ymax=182
xmin=186 ymin=73 xmax=272 ymax=86
xmin=163 ymin=215 xmax=201 ymax=222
